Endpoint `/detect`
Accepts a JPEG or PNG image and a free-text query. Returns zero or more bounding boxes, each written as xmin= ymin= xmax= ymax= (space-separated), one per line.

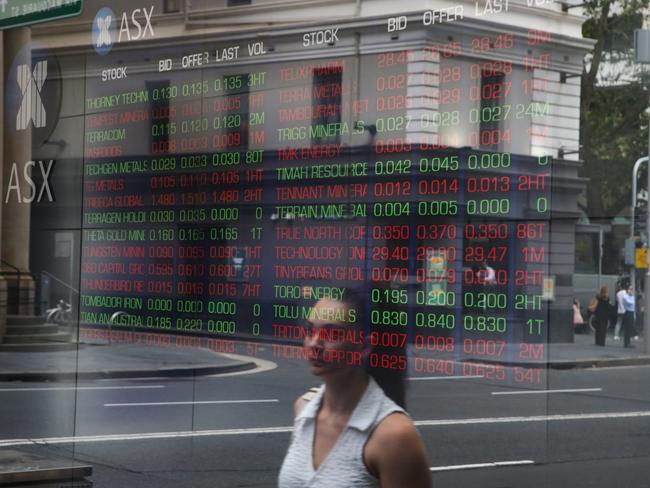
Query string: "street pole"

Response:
xmin=632 ymin=29 xmax=650 ymax=350
xmin=646 ymin=85 xmax=650 ymax=352
xmin=630 ymin=157 xmax=647 ymax=321
xmin=598 ymin=226 xmax=603 ymax=290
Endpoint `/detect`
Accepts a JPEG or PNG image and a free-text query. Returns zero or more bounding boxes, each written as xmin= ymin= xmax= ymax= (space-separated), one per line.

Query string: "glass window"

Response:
xmin=0 ymin=2 xmax=646 ymax=487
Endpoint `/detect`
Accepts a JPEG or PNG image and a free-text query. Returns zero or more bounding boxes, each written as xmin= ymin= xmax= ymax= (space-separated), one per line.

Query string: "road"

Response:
xmin=1 ymin=344 xmax=650 ymax=487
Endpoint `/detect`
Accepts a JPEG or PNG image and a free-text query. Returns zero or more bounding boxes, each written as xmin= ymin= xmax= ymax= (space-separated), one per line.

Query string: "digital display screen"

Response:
xmin=76 ymin=23 xmax=555 ymax=384
xmin=4 ymin=1 xmax=642 ymax=486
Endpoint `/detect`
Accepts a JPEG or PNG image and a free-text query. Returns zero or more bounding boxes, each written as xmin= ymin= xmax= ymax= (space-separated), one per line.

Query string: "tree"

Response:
xmin=580 ymin=0 xmax=650 ymax=219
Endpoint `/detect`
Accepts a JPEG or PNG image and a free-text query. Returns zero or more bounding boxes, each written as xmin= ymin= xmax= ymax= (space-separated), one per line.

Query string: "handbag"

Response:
xmin=587 ymin=297 xmax=598 ymax=313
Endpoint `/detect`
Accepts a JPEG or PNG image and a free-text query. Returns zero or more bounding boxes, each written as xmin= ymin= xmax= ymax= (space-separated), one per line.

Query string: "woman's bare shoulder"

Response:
xmin=364 ymin=413 xmax=431 ymax=488
xmin=367 ymin=412 xmax=421 ymax=448
xmin=293 ymin=387 xmax=321 ymax=417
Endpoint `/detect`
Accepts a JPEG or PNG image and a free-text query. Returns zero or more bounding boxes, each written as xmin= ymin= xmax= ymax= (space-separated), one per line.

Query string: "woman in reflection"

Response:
xmin=592 ymin=286 xmax=613 ymax=346
xmin=278 ymin=288 xmax=431 ymax=488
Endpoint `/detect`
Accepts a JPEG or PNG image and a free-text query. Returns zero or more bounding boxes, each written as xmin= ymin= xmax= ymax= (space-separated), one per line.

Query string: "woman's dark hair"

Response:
xmin=339 ymin=285 xmax=407 ymax=409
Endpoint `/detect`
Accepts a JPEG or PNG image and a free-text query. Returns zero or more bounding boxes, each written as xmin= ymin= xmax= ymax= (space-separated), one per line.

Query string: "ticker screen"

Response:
xmin=73 ymin=17 xmax=555 ymax=385
xmin=3 ymin=1 xmax=643 ymax=486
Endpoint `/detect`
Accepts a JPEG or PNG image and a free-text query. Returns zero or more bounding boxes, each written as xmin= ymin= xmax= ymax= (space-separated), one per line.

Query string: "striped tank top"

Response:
xmin=278 ymin=377 xmax=406 ymax=488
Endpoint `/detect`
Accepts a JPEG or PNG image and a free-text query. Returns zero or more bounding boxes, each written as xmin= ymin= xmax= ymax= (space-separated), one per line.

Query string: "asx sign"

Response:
xmin=16 ymin=60 xmax=47 ymax=131
xmin=5 ymin=160 xmax=55 ymax=204
xmin=7 ymin=45 xmax=61 ymax=139
xmin=92 ymin=6 xmax=155 ymax=55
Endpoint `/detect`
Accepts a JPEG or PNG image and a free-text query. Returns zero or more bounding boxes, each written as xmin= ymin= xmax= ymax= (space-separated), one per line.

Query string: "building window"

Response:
xmin=311 ymin=66 xmax=343 ymax=144
xmin=228 ymin=0 xmax=252 ymax=6
xmin=479 ymin=70 xmax=505 ymax=150
xmin=163 ymin=0 xmax=181 ymax=13
xmin=575 ymin=233 xmax=599 ymax=274
xmin=226 ymin=73 xmax=249 ymax=147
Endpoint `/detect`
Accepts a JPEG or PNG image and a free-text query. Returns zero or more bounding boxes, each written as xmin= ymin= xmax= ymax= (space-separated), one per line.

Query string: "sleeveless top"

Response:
xmin=278 ymin=377 xmax=406 ymax=488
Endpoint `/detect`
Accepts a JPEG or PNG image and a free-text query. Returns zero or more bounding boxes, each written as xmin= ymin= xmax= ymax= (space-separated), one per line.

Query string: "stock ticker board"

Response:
xmin=77 ymin=23 xmax=552 ymax=385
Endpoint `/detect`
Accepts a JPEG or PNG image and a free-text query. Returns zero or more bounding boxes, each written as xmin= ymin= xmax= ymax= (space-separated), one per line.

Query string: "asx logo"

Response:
xmin=5 ymin=160 xmax=54 ymax=204
xmin=93 ymin=6 xmax=155 ymax=55
xmin=6 ymin=46 xmax=61 ymax=142
xmin=16 ymin=60 xmax=47 ymax=131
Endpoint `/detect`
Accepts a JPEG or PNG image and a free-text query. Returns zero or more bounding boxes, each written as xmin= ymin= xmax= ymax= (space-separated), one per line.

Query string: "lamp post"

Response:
xmin=630 ymin=157 xmax=648 ymax=321
xmin=632 ymin=29 xmax=650 ymax=351
xmin=645 ymin=130 xmax=650 ymax=352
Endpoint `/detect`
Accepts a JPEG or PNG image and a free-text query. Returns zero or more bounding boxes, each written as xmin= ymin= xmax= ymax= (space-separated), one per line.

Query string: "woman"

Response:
xmin=573 ymin=299 xmax=586 ymax=334
xmin=278 ymin=289 xmax=431 ymax=488
xmin=592 ymin=286 xmax=613 ymax=346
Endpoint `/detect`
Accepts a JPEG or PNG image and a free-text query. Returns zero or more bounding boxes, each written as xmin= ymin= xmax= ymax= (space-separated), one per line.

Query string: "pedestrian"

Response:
xmin=634 ymin=290 xmax=643 ymax=339
xmin=482 ymin=261 xmax=496 ymax=286
xmin=590 ymin=286 xmax=613 ymax=346
xmin=573 ymin=299 xmax=586 ymax=334
xmin=622 ymin=285 xmax=637 ymax=348
xmin=614 ymin=283 xmax=626 ymax=341
xmin=278 ymin=288 xmax=431 ymax=488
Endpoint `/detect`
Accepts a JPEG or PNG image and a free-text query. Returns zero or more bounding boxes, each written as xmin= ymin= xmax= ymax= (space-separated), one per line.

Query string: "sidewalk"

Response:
xmin=0 ymin=331 xmax=257 ymax=381
xmin=1 ymin=328 xmax=649 ymax=382
xmin=461 ymin=332 xmax=650 ymax=369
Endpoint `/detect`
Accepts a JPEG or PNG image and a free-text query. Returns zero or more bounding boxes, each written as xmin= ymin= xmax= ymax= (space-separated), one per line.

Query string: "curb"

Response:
xmin=463 ymin=355 xmax=650 ymax=370
xmin=0 ymin=360 xmax=257 ymax=382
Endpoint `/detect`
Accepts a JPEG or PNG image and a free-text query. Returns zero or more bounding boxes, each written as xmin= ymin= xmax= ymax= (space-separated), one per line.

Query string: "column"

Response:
xmin=0 ymin=30 xmax=6 ymax=337
xmin=2 ymin=27 xmax=35 ymax=316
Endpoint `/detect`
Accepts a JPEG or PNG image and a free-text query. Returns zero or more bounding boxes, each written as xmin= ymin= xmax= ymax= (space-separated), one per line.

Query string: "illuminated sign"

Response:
xmin=93 ymin=6 xmax=155 ymax=55
xmin=76 ymin=23 xmax=555 ymax=383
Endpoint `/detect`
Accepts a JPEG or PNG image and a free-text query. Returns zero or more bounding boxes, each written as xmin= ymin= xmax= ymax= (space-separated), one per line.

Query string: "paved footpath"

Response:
xmin=546 ymin=331 xmax=650 ymax=367
xmin=458 ymin=331 xmax=650 ymax=369
xmin=0 ymin=335 xmax=256 ymax=381
xmin=1 ymin=327 xmax=648 ymax=382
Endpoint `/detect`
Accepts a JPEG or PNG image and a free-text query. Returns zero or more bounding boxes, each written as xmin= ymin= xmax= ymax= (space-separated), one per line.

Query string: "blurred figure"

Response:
xmin=591 ymin=286 xmax=613 ymax=346
xmin=614 ymin=283 xmax=627 ymax=341
xmin=482 ymin=261 xmax=496 ymax=286
xmin=634 ymin=290 xmax=643 ymax=340
xmin=278 ymin=289 xmax=431 ymax=488
xmin=622 ymin=285 xmax=636 ymax=348
xmin=573 ymin=299 xmax=586 ymax=334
